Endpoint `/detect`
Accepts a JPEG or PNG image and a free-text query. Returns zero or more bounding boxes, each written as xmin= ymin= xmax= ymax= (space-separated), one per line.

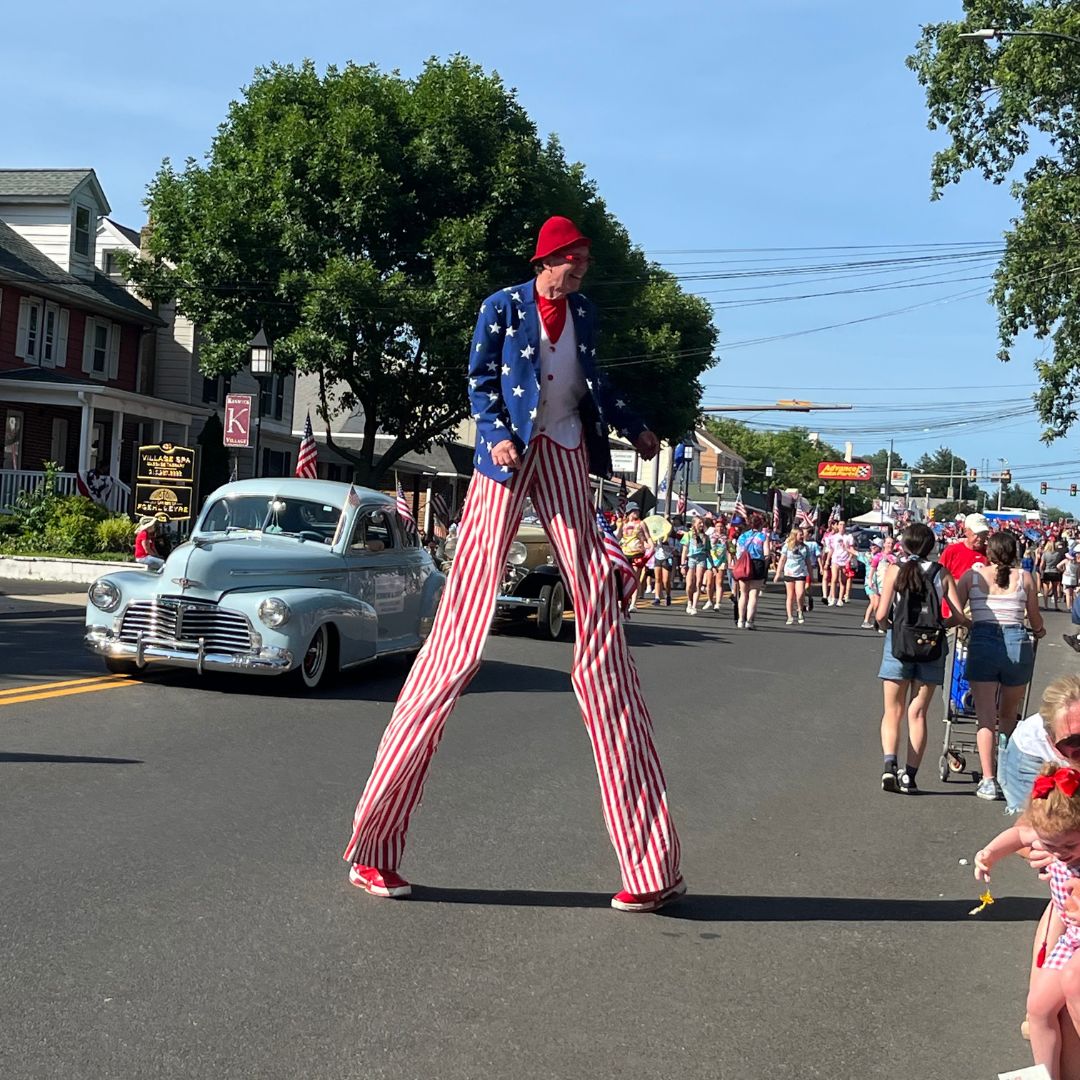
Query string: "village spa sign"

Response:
xmin=135 ymin=443 xmax=197 ymax=522
xmin=816 ymin=461 xmax=874 ymax=482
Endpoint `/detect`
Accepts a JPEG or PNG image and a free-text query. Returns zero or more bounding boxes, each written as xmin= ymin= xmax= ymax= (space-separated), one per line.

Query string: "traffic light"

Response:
xmin=969 ymin=468 xmax=977 ymax=482
xmin=1001 ymin=470 xmax=1012 ymax=484
xmin=928 ymin=508 xmax=936 ymax=521
xmin=1041 ymin=482 xmax=1048 ymax=495
xmin=1072 ymin=484 xmax=1078 ymax=497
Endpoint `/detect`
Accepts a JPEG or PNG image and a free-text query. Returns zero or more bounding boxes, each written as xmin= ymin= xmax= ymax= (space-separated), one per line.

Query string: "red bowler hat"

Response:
xmin=531 ymin=215 xmax=591 ymax=262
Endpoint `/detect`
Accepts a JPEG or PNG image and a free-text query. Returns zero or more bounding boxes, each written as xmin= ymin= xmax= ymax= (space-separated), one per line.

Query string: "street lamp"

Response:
xmin=764 ymin=458 xmax=775 ymax=480
xmin=959 ymin=27 xmax=1080 ymax=47
xmin=818 ymin=483 xmax=826 ymax=496
xmin=249 ymin=327 xmax=274 ymax=478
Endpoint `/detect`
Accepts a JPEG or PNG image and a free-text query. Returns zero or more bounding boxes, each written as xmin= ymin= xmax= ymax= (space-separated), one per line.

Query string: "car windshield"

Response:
xmin=198 ymin=495 xmax=343 ymax=542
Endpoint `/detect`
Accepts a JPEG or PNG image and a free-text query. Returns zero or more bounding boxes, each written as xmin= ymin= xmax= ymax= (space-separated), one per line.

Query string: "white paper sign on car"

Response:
xmin=373 ymin=573 xmax=405 ymax=615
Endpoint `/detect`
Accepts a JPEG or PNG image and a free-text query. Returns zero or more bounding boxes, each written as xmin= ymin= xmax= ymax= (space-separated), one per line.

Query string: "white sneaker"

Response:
xmin=797 ymin=614 xmax=805 ymax=625
xmin=746 ymin=620 xmax=756 ymax=630
xmin=687 ymin=605 xmax=697 ymax=615
xmin=786 ymin=616 xmax=794 ymax=625
xmin=826 ymin=598 xmax=834 ymax=606
xmin=701 ymin=601 xmax=713 ymax=611
xmin=837 ymin=599 xmax=846 ymax=606
xmin=736 ymin=619 xmax=744 ymax=628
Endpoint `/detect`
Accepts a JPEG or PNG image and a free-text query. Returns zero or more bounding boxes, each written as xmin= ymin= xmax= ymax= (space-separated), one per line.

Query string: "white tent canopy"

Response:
xmin=849 ymin=511 xmax=894 ymax=527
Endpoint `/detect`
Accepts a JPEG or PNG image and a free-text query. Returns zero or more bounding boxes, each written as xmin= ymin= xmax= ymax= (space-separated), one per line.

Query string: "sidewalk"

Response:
xmin=0 ymin=579 xmax=87 ymax=618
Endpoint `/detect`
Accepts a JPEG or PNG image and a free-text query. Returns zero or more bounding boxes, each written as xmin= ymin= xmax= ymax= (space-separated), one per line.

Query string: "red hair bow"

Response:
xmin=1033 ymin=768 xmax=1080 ymax=800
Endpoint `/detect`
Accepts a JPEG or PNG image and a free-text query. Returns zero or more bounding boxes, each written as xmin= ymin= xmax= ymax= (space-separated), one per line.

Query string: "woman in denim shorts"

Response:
xmin=956 ymin=531 xmax=1046 ymax=801
xmin=875 ymin=523 xmax=969 ymax=795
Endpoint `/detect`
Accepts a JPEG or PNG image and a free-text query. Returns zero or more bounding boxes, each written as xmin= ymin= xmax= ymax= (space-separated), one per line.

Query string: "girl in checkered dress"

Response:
xmin=975 ymin=764 xmax=1080 ymax=1078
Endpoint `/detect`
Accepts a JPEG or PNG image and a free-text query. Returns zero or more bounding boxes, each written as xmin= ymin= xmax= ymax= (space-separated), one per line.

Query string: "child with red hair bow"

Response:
xmin=975 ymin=764 xmax=1080 ymax=1078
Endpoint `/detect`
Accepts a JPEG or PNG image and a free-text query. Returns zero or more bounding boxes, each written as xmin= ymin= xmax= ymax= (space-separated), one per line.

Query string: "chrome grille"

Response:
xmin=120 ymin=598 xmax=253 ymax=653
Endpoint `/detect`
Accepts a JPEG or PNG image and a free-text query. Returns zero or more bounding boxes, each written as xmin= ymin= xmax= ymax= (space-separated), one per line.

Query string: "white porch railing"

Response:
xmin=0 ymin=470 xmax=132 ymax=515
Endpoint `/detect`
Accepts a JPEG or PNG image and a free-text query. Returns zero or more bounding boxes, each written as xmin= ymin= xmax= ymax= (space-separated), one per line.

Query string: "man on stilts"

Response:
xmin=343 ymin=216 xmax=684 ymax=912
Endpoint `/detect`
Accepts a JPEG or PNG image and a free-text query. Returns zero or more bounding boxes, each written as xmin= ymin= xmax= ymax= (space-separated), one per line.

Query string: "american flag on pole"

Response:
xmin=771 ymin=490 xmax=781 ymax=534
xmin=295 ymin=413 xmax=318 ymax=479
xmin=796 ymin=504 xmax=813 ymax=528
xmin=430 ymin=490 xmax=450 ymax=538
xmin=733 ymin=490 xmax=748 ymax=520
xmin=597 ymin=511 xmax=638 ymax=604
xmin=395 ymin=475 xmax=416 ymax=532
xmin=828 ymin=503 xmax=842 ymax=525
xmin=617 ymin=477 xmax=628 ymax=515
xmin=676 ymin=489 xmax=687 ymax=515
xmin=332 ymin=485 xmax=362 ymax=546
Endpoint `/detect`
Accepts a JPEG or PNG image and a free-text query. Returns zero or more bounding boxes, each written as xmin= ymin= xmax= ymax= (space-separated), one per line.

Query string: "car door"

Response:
xmin=344 ymin=506 xmax=410 ymax=645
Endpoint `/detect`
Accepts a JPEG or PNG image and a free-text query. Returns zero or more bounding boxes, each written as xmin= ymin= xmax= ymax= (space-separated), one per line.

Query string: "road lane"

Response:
xmin=1 ymin=591 xmax=1076 ymax=1079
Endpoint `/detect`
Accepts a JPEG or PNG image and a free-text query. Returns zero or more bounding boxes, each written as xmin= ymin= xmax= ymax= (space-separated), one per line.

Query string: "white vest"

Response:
xmin=536 ymin=314 xmax=586 ymax=449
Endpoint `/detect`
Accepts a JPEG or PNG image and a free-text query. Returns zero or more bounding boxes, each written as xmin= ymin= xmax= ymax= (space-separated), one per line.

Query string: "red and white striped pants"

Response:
xmin=343 ymin=436 xmax=681 ymax=894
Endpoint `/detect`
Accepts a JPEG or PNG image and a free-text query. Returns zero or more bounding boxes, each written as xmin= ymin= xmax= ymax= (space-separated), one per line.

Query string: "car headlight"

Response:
xmin=507 ymin=541 xmax=528 ymax=566
xmin=258 ymin=597 xmax=291 ymax=628
xmin=88 ymin=579 xmax=121 ymax=613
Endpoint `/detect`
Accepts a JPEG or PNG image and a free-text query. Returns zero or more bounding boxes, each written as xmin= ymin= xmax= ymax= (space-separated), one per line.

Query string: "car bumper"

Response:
xmin=84 ymin=626 xmax=293 ymax=676
xmin=495 ymin=594 xmax=541 ymax=611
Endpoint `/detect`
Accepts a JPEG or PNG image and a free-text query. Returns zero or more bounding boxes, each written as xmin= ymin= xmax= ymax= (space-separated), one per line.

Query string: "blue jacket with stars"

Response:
xmin=468 ymin=278 xmax=647 ymax=484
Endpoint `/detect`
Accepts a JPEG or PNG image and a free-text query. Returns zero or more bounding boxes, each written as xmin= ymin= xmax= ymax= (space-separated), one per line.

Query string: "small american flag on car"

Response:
xmin=395 ymin=477 xmax=416 ymax=532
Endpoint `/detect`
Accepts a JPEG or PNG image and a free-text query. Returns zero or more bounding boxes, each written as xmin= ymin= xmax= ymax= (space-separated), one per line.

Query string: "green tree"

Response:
xmin=908 ymin=4 xmax=1080 ymax=439
xmin=913 ymin=446 xmax=971 ymax=498
xmin=126 ymin=58 xmax=716 ymax=486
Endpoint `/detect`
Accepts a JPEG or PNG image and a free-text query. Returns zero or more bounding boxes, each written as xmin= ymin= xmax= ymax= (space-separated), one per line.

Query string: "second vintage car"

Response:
xmin=84 ymin=478 xmax=444 ymax=691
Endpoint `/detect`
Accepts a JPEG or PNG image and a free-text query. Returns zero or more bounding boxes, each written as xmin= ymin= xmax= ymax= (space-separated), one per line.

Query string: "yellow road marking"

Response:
xmin=0 ymin=675 xmax=120 ymax=698
xmin=0 ymin=678 xmax=134 ymax=707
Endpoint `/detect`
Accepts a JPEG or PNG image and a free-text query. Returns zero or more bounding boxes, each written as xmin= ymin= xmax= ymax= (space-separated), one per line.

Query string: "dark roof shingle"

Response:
xmin=0 ymin=221 xmax=161 ymax=325
xmin=0 ymin=169 xmax=94 ymax=198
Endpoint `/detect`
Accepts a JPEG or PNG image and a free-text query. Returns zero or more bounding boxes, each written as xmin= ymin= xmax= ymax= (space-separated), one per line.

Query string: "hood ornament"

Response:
xmin=171 ymin=577 xmax=201 ymax=589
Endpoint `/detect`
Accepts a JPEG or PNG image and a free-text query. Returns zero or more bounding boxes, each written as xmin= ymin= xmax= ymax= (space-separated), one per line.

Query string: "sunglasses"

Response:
xmin=1057 ymin=735 xmax=1080 ymax=756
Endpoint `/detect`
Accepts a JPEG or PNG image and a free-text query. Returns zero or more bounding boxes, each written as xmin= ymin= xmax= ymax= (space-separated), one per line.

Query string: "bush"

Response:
xmin=96 ymin=515 xmax=135 ymax=554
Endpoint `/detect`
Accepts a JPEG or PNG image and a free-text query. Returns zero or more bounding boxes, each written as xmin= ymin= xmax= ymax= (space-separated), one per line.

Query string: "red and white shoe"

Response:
xmin=611 ymin=877 xmax=687 ymax=913
xmin=348 ymin=864 xmax=412 ymax=899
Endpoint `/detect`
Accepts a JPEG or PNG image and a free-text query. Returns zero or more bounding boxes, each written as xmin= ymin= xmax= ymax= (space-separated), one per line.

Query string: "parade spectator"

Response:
xmin=956 ymin=531 xmax=1046 ymax=801
xmin=1062 ymin=549 xmax=1079 ymax=614
xmin=800 ymin=524 xmax=822 ymax=614
xmin=939 ymin=512 xmax=990 ymax=581
xmin=773 ymin=527 xmax=810 ymax=626
xmin=680 ymin=515 xmax=710 ymax=615
xmin=862 ymin=536 xmax=888 ymax=629
xmin=134 ymin=517 xmax=164 ymax=571
xmin=974 ymin=763 xmax=1080 ymax=1077
xmin=650 ymin=526 xmax=676 ymax=607
xmin=875 ymin=523 xmax=968 ymax=795
xmin=733 ymin=512 xmax=771 ymax=630
xmin=705 ymin=521 xmax=729 ymax=610
xmin=1041 ymin=539 xmax=1069 ymax=611
xmin=823 ymin=521 xmax=854 ymax=606
xmin=618 ymin=505 xmax=652 ymax=612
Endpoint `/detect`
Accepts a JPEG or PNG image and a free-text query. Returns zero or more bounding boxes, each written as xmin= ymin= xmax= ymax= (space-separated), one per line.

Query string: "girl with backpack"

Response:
xmin=875 ymin=523 xmax=969 ymax=795
xmin=732 ymin=513 xmax=772 ymax=630
xmin=956 ymin=531 xmax=1046 ymax=801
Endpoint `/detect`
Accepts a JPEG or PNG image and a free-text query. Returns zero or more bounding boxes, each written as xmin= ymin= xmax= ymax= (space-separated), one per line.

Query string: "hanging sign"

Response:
xmin=223 ymin=393 xmax=254 ymax=448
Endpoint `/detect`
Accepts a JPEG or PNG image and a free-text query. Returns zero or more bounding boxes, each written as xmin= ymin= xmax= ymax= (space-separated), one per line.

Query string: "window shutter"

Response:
xmin=82 ymin=317 xmax=95 ymax=373
xmin=55 ymin=309 xmax=69 ymax=368
xmin=15 ymin=297 xmax=30 ymax=359
xmin=107 ymin=323 xmax=120 ymax=379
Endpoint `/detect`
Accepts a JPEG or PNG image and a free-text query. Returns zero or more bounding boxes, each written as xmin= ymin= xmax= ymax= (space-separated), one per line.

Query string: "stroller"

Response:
xmin=938 ymin=626 xmax=1037 ymax=783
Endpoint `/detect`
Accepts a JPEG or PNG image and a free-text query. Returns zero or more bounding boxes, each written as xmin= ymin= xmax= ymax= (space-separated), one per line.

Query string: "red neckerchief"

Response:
xmin=537 ymin=293 xmax=567 ymax=344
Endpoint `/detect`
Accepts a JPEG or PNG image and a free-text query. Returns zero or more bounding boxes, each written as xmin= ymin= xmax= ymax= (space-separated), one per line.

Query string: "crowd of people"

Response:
xmin=610 ymin=499 xmax=1080 ymax=1076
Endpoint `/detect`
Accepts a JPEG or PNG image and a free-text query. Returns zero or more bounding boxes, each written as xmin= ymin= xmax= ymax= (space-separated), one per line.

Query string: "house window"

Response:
xmin=201 ymin=374 xmax=233 ymax=406
xmin=24 ymin=301 xmax=40 ymax=361
xmin=259 ymin=375 xmax=285 ymax=421
xmin=51 ymin=418 xmax=68 ymax=468
xmin=260 ymin=448 xmax=289 ymax=477
xmin=3 ymin=411 xmax=23 ymax=470
xmin=74 ymin=205 xmax=92 ymax=257
xmin=83 ymin=318 xmax=119 ymax=380
xmin=102 ymin=250 xmax=125 ymax=279
xmin=91 ymin=322 xmax=109 ymax=374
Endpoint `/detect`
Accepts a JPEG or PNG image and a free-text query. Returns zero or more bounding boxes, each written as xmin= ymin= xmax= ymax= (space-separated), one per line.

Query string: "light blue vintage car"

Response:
xmin=84 ymin=478 xmax=444 ymax=691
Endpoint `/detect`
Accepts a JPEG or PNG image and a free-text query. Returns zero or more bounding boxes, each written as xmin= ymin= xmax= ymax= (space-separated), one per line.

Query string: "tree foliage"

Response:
xmin=126 ymin=58 xmax=716 ymax=485
xmin=907 ymin=2 xmax=1080 ymax=439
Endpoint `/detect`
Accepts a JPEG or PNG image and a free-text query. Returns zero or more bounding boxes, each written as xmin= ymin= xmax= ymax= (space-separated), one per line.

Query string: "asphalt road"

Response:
xmin=2 ymin=587 xmax=1077 ymax=1080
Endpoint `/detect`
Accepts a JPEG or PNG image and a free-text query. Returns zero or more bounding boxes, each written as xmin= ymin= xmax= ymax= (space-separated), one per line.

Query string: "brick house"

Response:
xmin=0 ymin=169 xmax=209 ymax=513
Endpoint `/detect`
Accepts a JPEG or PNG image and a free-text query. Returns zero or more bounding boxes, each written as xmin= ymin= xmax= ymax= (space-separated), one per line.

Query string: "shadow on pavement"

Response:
xmin=407 ymin=887 xmax=1047 ymax=922
xmin=0 ymin=752 xmax=142 ymax=764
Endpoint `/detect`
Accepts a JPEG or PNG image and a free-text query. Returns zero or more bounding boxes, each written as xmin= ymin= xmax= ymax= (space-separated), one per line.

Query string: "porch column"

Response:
xmin=153 ymin=419 xmax=164 ymax=443
xmin=77 ymin=396 xmax=93 ymax=476
xmin=424 ymin=475 xmax=434 ymax=537
xmin=109 ymin=408 xmax=124 ymax=476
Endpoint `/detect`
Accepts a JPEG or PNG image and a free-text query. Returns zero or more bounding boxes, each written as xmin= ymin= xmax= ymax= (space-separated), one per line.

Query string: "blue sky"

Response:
xmin=4 ymin=1 xmax=1073 ymax=499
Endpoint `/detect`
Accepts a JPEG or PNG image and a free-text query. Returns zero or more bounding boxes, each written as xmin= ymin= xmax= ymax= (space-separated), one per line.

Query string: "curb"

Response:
xmin=0 ymin=555 xmax=143 ymax=585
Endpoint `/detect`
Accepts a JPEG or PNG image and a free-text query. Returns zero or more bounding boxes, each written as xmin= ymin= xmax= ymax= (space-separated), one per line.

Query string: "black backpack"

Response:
xmin=891 ymin=562 xmax=946 ymax=662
